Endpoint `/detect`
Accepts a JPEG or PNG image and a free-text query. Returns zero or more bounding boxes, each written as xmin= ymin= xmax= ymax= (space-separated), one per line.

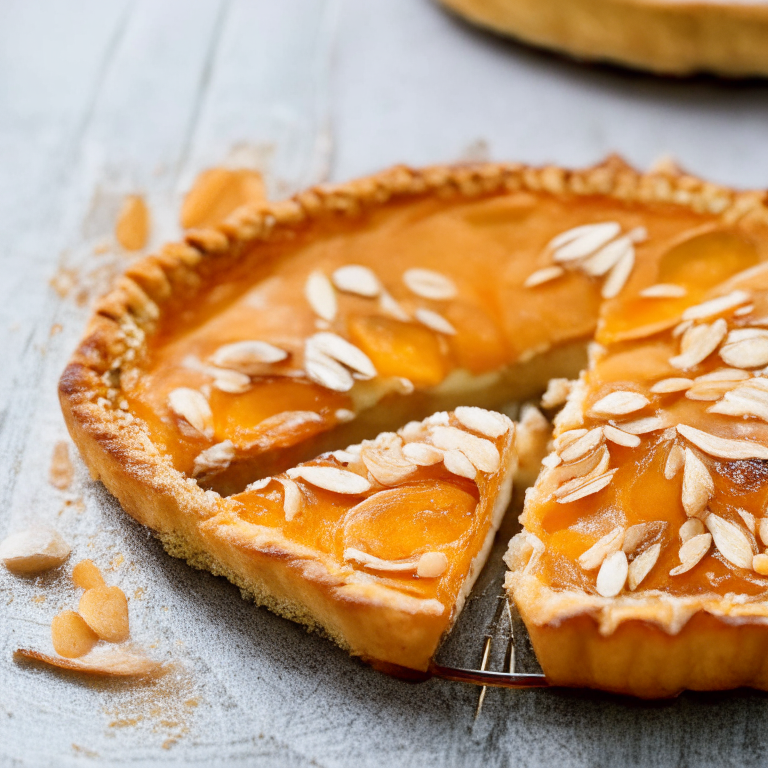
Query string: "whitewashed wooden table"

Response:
xmin=2 ymin=2 xmax=768 ymax=766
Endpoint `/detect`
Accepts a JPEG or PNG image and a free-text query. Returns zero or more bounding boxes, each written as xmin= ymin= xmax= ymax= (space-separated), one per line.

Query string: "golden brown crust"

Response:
xmin=60 ymin=157 xmax=768 ymax=681
xmin=439 ymin=0 xmax=768 ymax=77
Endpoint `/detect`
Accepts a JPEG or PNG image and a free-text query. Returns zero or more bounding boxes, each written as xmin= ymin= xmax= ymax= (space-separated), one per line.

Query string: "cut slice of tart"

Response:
xmin=192 ymin=408 xmax=515 ymax=672
xmin=60 ymin=158 xmax=768 ymax=682
xmin=507 ymin=265 xmax=768 ymax=698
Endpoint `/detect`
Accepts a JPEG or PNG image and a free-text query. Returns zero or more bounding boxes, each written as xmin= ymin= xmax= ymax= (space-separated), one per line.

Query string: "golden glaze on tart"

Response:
xmin=60 ymin=158 xmax=768 ymax=690
xmin=439 ymin=0 xmax=768 ymax=77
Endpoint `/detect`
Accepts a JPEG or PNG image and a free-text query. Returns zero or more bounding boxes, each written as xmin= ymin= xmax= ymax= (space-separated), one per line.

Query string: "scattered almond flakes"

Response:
xmin=115 ymin=194 xmax=150 ymax=251
xmin=49 ymin=440 xmax=74 ymax=490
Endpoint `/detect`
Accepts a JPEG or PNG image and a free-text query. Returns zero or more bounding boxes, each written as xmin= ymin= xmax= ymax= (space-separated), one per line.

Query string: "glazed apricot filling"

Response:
xmin=515 ymin=256 xmax=768 ymax=602
xmin=116 ymin=185 xmax=768 ymax=648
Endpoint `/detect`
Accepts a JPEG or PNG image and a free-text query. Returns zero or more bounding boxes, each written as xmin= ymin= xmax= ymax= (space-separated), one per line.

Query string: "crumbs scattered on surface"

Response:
xmin=49 ymin=323 xmax=63 ymax=337
xmin=49 ymin=441 xmax=74 ymax=491
xmin=115 ymin=195 xmax=150 ymax=252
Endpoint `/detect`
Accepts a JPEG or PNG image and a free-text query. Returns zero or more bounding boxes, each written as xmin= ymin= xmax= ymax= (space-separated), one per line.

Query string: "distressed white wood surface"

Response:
xmin=2 ymin=1 xmax=768 ymax=766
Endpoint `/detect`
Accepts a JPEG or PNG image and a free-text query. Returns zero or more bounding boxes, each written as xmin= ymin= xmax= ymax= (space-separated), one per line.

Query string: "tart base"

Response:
xmin=438 ymin=0 xmax=768 ymax=77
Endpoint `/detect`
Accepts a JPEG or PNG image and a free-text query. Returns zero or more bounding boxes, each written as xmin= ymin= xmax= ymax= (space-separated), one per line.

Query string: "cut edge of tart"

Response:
xmin=60 ymin=157 xmax=768 ymax=688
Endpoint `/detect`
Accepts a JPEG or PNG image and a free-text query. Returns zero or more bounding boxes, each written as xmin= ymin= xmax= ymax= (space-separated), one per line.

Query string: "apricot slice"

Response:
xmin=51 ymin=610 xmax=98 ymax=659
xmin=78 ymin=587 xmax=130 ymax=643
xmin=211 ymin=380 xmax=345 ymax=450
xmin=342 ymin=481 xmax=477 ymax=562
xmin=347 ymin=315 xmax=447 ymax=387
xmin=71 ymin=559 xmax=106 ymax=590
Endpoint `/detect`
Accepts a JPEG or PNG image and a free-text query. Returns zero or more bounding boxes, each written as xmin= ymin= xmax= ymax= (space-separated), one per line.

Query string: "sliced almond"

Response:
xmin=192 ymin=440 xmax=235 ymax=477
xmin=344 ymin=548 xmax=417 ymax=573
xmin=619 ymin=416 xmax=667 ymax=435
xmin=681 ymin=448 xmax=714 ymax=518
xmin=304 ymin=346 xmax=354 ymax=392
xmin=677 ymin=424 xmax=768 ymax=460
xmin=557 ymin=469 xmax=616 ymax=504
xmin=541 ymin=378 xmax=572 ymax=409
xmin=78 ymin=586 xmax=130 ymax=643
xmin=552 ymin=445 xmax=609 ymax=486
xmin=401 ymin=442 xmax=444 ymax=466
xmin=623 ymin=522 xmax=664 ymax=554
xmin=670 ymin=533 xmax=712 ymax=575
xmin=551 ymin=222 xmax=621 ymax=262
xmin=524 ymin=266 xmax=564 ymax=288
xmin=681 ymin=290 xmax=751 ymax=322
xmin=287 ymin=466 xmax=371 ymax=495
xmin=602 ymin=424 xmax=641 ymax=448
xmin=581 ymin=235 xmax=632 ymax=277
xmin=558 ymin=427 xmax=604 ymax=463
xmin=0 ymin=527 xmax=70 ymax=575
xmin=705 ymin=513 xmax=754 ymax=569
xmin=651 ymin=378 xmax=694 ymax=394
xmin=680 ymin=518 xmax=706 ymax=543
xmin=430 ymin=426 xmax=500 ymax=473
xmin=596 ymin=550 xmax=628 ymax=597
xmin=361 ymin=438 xmax=417 ymax=486
xmin=331 ymin=265 xmax=381 ymax=297
xmin=720 ymin=337 xmax=768 ymax=369
xmin=639 ymin=284 xmax=687 ymax=299
xmin=454 ymin=406 xmax=511 ymax=438
xmin=628 ymin=543 xmax=661 ymax=591
xmin=695 ymin=368 xmax=751 ymax=383
xmin=759 ymin=517 xmax=768 ymax=547
xmin=403 ymin=268 xmax=457 ymax=300
xmin=277 ymin=477 xmax=302 ymax=521
xmin=416 ymin=552 xmax=449 ymax=578
xmin=554 ymin=429 xmax=588 ymax=451
xmin=577 ymin=526 xmax=624 ymax=571
xmin=590 ymin=391 xmax=649 ymax=417
xmin=415 ymin=307 xmax=456 ymax=335
xmin=209 ymin=340 xmax=289 ymax=372
xmin=210 ymin=367 xmax=251 ymax=394
xmin=737 ymin=508 xmax=756 ymax=535
xmin=541 ymin=453 xmax=562 ymax=469
xmin=664 ymin=443 xmax=685 ymax=480
xmin=245 ymin=477 xmax=273 ymax=492
xmin=167 ymin=388 xmax=213 ymax=439
xmin=669 ymin=319 xmax=727 ymax=370
xmin=442 ymin=449 xmax=477 ymax=479
xmin=305 ymin=271 xmax=337 ymax=321
xmin=307 ymin=333 xmax=377 ymax=379
xmin=601 ymin=249 xmax=635 ymax=300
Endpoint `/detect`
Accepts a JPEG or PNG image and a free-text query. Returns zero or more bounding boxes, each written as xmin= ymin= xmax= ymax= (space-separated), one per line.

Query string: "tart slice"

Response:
xmin=507 ymin=266 xmax=768 ymax=698
xmin=194 ymin=408 xmax=515 ymax=672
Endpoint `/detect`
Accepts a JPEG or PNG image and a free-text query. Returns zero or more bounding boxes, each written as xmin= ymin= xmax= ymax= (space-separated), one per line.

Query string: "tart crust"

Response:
xmin=438 ymin=0 xmax=768 ymax=77
xmin=60 ymin=157 xmax=768 ymax=690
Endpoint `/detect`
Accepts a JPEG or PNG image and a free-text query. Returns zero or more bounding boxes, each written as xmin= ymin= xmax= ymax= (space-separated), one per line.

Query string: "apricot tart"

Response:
xmin=438 ymin=0 xmax=768 ymax=77
xmin=60 ymin=158 xmax=768 ymax=693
